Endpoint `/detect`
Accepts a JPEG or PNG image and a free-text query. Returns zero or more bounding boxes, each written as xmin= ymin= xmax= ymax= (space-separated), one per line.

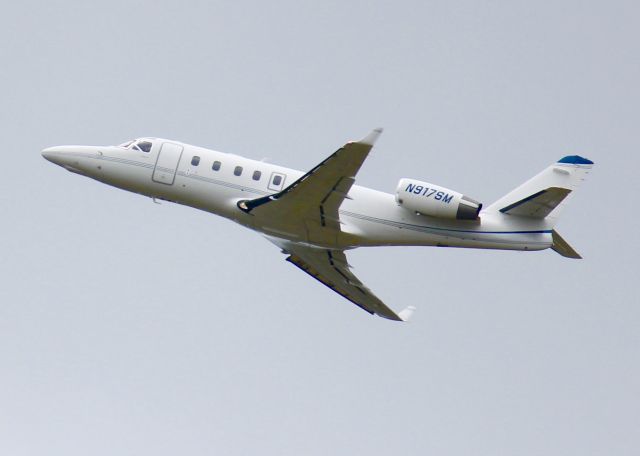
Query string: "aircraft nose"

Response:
xmin=41 ymin=146 xmax=68 ymax=165
xmin=42 ymin=146 xmax=59 ymax=160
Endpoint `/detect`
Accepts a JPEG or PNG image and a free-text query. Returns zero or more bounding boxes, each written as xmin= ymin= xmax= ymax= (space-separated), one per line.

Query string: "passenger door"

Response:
xmin=152 ymin=142 xmax=184 ymax=185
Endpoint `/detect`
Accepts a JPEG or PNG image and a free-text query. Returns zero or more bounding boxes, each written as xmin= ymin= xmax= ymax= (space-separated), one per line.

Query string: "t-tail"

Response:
xmin=485 ymin=155 xmax=594 ymax=259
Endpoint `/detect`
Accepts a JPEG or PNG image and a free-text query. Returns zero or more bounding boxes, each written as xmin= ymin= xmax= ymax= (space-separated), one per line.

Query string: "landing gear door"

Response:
xmin=268 ymin=172 xmax=286 ymax=192
xmin=152 ymin=142 xmax=184 ymax=185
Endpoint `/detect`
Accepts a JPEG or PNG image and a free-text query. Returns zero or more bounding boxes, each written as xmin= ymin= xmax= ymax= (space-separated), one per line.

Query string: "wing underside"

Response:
xmin=239 ymin=128 xmax=383 ymax=231
xmin=279 ymin=242 xmax=414 ymax=321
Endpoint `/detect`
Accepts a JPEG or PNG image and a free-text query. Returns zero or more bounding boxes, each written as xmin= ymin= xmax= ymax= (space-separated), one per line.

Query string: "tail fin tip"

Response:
xmin=558 ymin=155 xmax=594 ymax=165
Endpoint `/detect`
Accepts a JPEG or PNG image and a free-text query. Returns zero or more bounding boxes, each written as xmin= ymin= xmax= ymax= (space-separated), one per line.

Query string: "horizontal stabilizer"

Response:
xmin=551 ymin=229 xmax=582 ymax=259
xmin=500 ymin=187 xmax=571 ymax=218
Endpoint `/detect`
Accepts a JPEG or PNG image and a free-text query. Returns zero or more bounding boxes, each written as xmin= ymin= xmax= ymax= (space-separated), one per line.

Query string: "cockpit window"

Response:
xmin=120 ymin=139 xmax=152 ymax=152
xmin=137 ymin=141 xmax=152 ymax=152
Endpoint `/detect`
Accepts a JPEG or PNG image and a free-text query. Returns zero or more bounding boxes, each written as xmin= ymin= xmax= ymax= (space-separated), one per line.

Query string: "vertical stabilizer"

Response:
xmin=486 ymin=156 xmax=593 ymax=225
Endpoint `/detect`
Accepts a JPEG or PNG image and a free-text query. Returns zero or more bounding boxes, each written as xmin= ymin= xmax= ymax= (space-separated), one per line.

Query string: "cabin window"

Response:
xmin=234 ymin=166 xmax=243 ymax=176
xmin=191 ymin=156 xmax=200 ymax=166
xmin=212 ymin=161 xmax=221 ymax=171
xmin=272 ymin=174 xmax=282 ymax=186
xmin=252 ymin=170 xmax=261 ymax=181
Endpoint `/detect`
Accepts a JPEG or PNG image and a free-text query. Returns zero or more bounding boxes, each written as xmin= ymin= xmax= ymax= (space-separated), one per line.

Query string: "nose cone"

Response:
xmin=42 ymin=145 xmax=105 ymax=177
xmin=41 ymin=146 xmax=67 ymax=165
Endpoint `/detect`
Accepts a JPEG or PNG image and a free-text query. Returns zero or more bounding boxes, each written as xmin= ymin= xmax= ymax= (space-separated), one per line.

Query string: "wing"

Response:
xmin=239 ymin=128 xmax=383 ymax=231
xmin=242 ymin=129 xmax=415 ymax=322
xmin=276 ymin=241 xmax=415 ymax=322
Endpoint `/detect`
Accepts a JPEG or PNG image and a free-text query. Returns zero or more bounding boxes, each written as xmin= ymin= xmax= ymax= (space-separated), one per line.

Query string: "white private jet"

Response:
xmin=42 ymin=129 xmax=593 ymax=321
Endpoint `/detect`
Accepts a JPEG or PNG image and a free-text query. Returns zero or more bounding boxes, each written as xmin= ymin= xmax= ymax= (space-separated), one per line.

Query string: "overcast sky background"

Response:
xmin=1 ymin=1 xmax=638 ymax=455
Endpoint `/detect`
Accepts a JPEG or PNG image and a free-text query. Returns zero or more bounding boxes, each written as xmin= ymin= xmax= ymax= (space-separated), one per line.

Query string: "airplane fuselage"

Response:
xmin=42 ymin=138 xmax=553 ymax=253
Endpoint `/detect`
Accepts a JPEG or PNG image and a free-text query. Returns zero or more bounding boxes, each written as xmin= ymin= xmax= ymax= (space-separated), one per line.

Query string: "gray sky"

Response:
xmin=1 ymin=1 xmax=638 ymax=454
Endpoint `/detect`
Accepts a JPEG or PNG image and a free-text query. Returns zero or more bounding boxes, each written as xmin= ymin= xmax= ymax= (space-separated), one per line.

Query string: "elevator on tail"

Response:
xmin=42 ymin=129 xmax=593 ymax=321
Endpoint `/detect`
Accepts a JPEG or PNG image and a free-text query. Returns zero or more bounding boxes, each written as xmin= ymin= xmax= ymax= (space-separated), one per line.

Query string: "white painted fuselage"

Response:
xmin=42 ymin=138 xmax=553 ymax=253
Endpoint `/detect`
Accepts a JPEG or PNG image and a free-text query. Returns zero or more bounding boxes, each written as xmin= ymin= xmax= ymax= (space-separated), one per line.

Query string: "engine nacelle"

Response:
xmin=395 ymin=178 xmax=482 ymax=220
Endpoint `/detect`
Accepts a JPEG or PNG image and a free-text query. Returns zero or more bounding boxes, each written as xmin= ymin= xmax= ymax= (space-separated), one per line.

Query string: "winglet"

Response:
xmin=359 ymin=128 xmax=384 ymax=146
xmin=398 ymin=305 xmax=416 ymax=322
